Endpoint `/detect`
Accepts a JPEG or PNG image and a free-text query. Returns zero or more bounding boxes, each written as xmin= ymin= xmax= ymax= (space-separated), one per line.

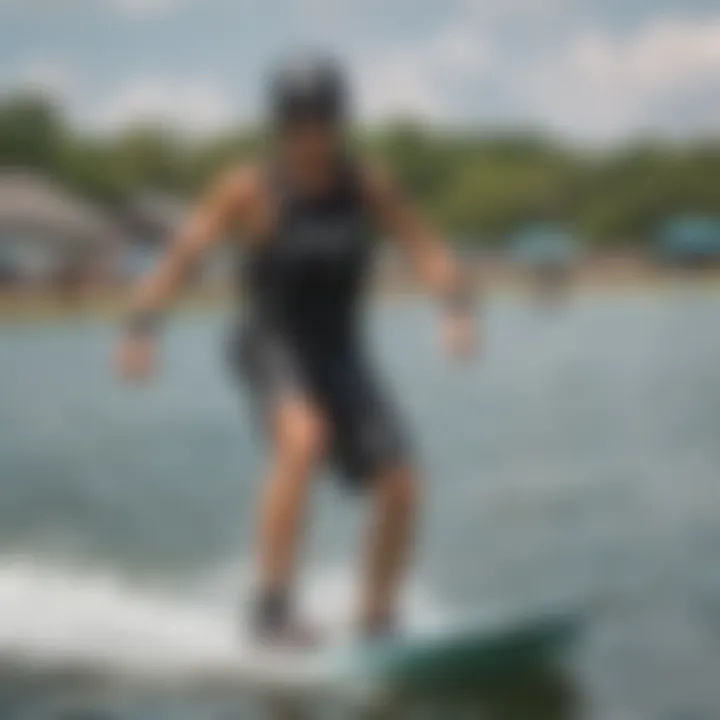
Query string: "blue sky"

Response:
xmin=1 ymin=0 xmax=719 ymax=142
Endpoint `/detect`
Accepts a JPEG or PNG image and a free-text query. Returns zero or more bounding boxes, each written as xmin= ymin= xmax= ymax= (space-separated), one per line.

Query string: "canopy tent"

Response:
xmin=655 ymin=217 xmax=720 ymax=266
xmin=0 ymin=171 xmax=122 ymax=285
xmin=0 ymin=170 xmax=120 ymax=247
xmin=510 ymin=224 xmax=580 ymax=269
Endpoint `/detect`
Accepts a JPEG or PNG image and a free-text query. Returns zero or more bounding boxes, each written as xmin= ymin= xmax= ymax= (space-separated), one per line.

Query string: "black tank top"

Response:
xmin=242 ymin=160 xmax=373 ymax=350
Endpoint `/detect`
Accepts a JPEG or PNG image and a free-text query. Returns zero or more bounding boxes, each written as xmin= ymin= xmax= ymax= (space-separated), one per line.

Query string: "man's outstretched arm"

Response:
xmin=116 ymin=168 xmax=254 ymax=379
xmin=363 ymin=164 xmax=477 ymax=357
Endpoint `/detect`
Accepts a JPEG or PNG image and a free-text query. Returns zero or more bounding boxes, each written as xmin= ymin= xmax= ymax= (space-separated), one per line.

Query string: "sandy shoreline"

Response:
xmin=2 ymin=266 xmax=720 ymax=326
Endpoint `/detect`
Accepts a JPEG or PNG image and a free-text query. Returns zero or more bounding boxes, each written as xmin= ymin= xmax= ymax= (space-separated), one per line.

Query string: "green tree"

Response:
xmin=0 ymin=94 xmax=65 ymax=171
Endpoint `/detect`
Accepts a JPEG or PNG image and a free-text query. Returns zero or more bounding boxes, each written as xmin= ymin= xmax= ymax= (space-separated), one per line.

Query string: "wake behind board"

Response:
xmin=0 ymin=608 xmax=580 ymax=700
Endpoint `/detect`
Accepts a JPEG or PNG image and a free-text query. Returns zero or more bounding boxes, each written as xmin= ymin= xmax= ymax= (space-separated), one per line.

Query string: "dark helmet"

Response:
xmin=268 ymin=53 xmax=348 ymax=127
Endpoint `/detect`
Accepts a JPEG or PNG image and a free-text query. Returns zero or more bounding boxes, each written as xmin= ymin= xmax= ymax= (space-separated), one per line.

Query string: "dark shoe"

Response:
xmin=256 ymin=619 xmax=323 ymax=650
xmin=249 ymin=587 xmax=322 ymax=650
xmin=361 ymin=613 xmax=399 ymax=642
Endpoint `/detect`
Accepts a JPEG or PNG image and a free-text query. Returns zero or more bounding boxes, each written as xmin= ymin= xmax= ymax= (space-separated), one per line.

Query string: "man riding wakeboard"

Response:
xmin=116 ymin=53 xmax=476 ymax=647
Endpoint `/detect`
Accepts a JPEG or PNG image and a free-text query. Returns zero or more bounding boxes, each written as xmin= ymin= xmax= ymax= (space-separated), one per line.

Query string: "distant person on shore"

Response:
xmin=115 ymin=53 xmax=475 ymax=646
xmin=513 ymin=226 xmax=578 ymax=307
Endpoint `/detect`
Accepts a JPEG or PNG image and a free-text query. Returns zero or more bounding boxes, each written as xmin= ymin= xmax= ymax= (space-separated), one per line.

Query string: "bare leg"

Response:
xmin=254 ymin=399 xmax=325 ymax=627
xmin=359 ymin=465 xmax=418 ymax=634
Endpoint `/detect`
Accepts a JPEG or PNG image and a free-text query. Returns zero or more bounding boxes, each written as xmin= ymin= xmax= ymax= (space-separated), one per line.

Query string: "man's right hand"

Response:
xmin=115 ymin=334 xmax=157 ymax=382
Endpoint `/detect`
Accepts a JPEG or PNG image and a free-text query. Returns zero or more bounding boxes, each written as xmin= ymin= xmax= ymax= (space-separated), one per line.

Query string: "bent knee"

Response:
xmin=274 ymin=400 xmax=327 ymax=468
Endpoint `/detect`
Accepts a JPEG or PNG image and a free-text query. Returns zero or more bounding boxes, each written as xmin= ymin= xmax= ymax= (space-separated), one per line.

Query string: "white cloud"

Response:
xmin=108 ymin=0 xmax=183 ymax=17
xmin=1 ymin=59 xmax=77 ymax=99
xmin=460 ymin=0 xmax=574 ymax=24
xmin=518 ymin=18 xmax=720 ymax=138
xmin=571 ymin=19 xmax=720 ymax=96
xmin=89 ymin=77 xmax=239 ymax=135
xmin=353 ymin=21 xmax=489 ymax=123
xmin=356 ymin=52 xmax=445 ymax=122
xmin=347 ymin=6 xmax=720 ymax=138
xmin=432 ymin=23 xmax=488 ymax=73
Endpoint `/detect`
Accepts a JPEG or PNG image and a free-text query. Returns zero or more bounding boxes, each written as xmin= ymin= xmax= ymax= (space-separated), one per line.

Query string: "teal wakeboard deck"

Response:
xmin=345 ymin=609 xmax=580 ymax=692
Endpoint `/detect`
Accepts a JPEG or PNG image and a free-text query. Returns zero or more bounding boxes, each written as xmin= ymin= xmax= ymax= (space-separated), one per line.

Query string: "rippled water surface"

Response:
xmin=1 ymin=291 xmax=719 ymax=718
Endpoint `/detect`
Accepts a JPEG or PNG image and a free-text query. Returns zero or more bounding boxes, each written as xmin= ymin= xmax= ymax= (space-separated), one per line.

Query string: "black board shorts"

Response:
xmin=229 ymin=323 xmax=411 ymax=488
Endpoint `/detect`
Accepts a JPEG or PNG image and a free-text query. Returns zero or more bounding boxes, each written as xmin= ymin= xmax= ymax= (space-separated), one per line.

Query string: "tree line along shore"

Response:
xmin=2 ymin=94 xmax=720 ymax=245
xmin=1 ymin=93 xmax=720 ymax=323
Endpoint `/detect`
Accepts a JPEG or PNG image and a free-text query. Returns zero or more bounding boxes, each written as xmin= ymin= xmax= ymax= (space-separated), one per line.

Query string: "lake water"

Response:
xmin=1 ymin=290 xmax=719 ymax=718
